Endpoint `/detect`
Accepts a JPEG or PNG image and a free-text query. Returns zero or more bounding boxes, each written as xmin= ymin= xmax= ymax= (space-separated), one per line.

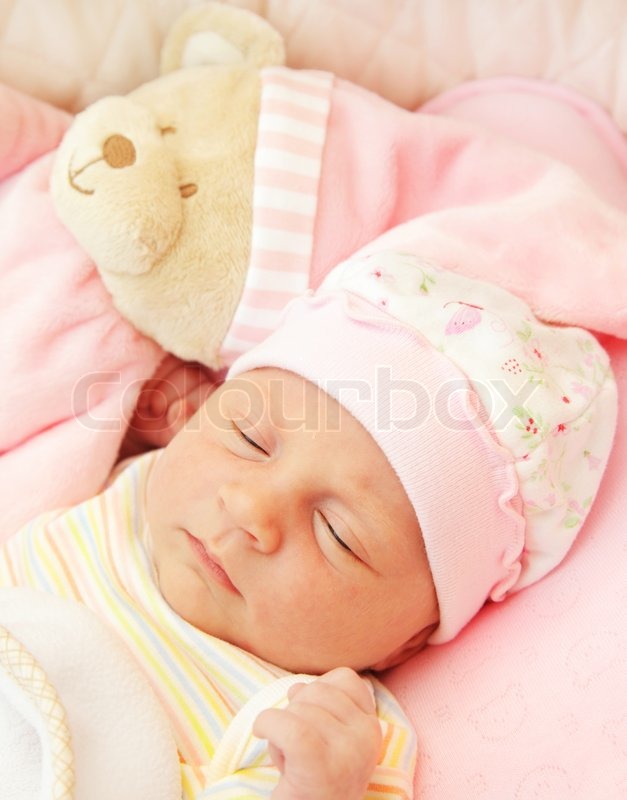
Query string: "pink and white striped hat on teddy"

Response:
xmin=228 ymin=251 xmax=617 ymax=643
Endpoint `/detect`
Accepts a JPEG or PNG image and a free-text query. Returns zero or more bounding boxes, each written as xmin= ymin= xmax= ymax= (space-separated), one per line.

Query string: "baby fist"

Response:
xmin=253 ymin=667 xmax=382 ymax=800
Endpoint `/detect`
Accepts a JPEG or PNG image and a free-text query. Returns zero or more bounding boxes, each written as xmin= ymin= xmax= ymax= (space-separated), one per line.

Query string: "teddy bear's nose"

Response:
xmin=102 ymin=134 xmax=136 ymax=169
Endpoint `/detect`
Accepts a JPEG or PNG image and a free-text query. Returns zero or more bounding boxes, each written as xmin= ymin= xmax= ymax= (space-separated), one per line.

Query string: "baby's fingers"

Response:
xmin=254 ymin=696 xmax=381 ymax=800
xmin=139 ymin=364 xmax=205 ymax=418
xmin=253 ymin=706 xmax=325 ymax=769
xmin=283 ymin=683 xmax=370 ymax=734
xmin=307 ymin=667 xmax=377 ymax=716
xmin=166 ymin=376 xmax=216 ymax=429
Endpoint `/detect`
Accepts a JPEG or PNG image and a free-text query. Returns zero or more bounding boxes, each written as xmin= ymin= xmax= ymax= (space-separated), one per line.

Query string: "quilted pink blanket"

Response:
xmin=0 ymin=85 xmax=163 ymax=540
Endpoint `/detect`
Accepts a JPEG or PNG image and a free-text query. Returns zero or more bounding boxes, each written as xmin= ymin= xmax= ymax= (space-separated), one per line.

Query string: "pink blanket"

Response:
xmin=313 ymin=75 xmax=627 ymax=336
xmin=0 ymin=85 xmax=162 ymax=541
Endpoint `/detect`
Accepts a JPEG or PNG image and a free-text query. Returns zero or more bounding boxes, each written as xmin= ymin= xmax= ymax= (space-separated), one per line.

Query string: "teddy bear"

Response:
xmin=51 ymin=2 xmax=285 ymax=369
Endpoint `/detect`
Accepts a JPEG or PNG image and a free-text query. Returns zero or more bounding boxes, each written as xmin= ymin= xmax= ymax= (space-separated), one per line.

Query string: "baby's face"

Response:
xmin=147 ymin=368 xmax=438 ymax=673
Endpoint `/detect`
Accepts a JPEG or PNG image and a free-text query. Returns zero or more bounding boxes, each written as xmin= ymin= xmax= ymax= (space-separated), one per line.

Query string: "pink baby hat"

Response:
xmin=228 ymin=251 xmax=617 ymax=643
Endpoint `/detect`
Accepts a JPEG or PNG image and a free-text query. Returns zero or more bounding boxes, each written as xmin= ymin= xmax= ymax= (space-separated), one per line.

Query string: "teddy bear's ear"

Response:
xmin=161 ymin=2 xmax=285 ymax=74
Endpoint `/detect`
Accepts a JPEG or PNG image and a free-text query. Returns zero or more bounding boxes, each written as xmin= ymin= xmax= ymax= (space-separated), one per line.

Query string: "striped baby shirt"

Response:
xmin=0 ymin=451 xmax=417 ymax=799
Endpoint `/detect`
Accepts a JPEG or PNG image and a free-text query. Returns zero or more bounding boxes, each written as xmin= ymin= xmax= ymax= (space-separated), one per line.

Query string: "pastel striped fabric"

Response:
xmin=0 ymin=452 xmax=416 ymax=798
xmin=219 ymin=67 xmax=333 ymax=366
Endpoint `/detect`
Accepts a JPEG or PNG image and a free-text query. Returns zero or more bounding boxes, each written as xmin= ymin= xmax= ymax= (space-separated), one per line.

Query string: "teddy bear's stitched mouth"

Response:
xmin=68 ymin=155 xmax=198 ymax=199
xmin=68 ymin=157 xmax=100 ymax=195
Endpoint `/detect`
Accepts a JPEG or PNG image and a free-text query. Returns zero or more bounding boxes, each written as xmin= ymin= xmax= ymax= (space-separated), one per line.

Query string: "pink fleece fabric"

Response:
xmin=0 ymin=85 xmax=162 ymax=541
xmin=420 ymin=77 xmax=627 ymax=213
xmin=310 ymin=76 xmax=627 ymax=338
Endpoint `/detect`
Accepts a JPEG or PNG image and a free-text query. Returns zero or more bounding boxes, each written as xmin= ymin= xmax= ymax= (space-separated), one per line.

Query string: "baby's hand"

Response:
xmin=121 ymin=355 xmax=218 ymax=456
xmin=253 ymin=667 xmax=382 ymax=800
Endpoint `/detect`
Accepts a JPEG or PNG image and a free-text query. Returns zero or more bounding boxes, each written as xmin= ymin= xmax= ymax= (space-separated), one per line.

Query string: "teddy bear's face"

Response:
xmin=51 ymin=2 xmax=286 ymax=366
xmin=52 ymin=64 xmax=262 ymax=365
xmin=54 ymin=65 xmax=260 ymax=271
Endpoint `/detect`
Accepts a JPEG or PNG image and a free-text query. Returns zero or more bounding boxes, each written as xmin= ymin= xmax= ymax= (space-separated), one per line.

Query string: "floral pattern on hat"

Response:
xmin=321 ymin=250 xmax=617 ymax=592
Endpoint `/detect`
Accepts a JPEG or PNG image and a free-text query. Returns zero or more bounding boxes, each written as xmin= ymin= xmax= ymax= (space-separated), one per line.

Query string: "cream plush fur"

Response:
xmin=51 ymin=3 xmax=284 ymax=368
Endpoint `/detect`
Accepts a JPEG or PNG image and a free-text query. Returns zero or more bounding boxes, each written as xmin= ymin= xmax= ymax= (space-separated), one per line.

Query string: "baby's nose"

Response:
xmin=102 ymin=134 xmax=136 ymax=168
xmin=218 ymin=481 xmax=282 ymax=554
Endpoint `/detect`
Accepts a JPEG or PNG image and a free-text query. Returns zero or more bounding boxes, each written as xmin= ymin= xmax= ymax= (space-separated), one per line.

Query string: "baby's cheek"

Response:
xmin=254 ymin=576 xmax=317 ymax=631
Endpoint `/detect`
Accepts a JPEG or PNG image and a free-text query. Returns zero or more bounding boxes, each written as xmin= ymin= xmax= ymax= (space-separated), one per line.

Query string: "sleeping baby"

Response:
xmin=0 ymin=251 xmax=616 ymax=799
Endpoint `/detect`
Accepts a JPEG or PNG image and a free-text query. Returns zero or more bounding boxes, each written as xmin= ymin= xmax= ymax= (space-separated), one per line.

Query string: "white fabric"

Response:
xmin=0 ymin=588 xmax=181 ymax=800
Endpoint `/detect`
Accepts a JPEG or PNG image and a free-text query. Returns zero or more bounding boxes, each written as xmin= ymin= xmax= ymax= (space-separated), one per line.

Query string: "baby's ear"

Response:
xmin=370 ymin=623 xmax=439 ymax=672
xmin=160 ymin=2 xmax=285 ymax=74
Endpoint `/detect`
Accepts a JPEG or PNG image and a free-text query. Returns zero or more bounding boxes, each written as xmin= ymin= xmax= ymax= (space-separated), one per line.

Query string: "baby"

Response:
xmin=0 ymin=252 xmax=616 ymax=799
